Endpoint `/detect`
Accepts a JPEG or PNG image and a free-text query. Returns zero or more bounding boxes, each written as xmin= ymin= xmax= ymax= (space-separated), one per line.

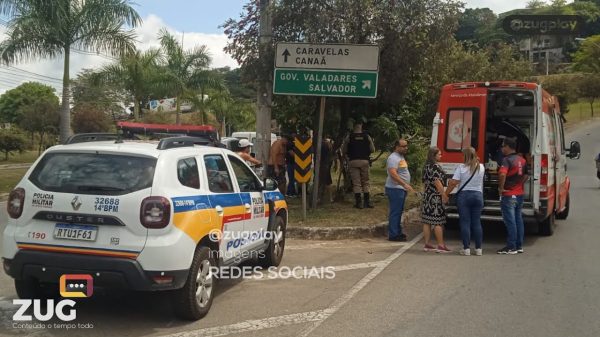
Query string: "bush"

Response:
xmin=72 ymin=104 xmax=114 ymax=133
xmin=142 ymin=111 xmax=173 ymax=124
xmin=405 ymin=140 xmax=428 ymax=186
xmin=0 ymin=130 xmax=27 ymax=160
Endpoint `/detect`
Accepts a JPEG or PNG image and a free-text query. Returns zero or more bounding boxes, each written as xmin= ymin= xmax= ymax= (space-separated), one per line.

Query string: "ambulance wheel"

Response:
xmin=538 ymin=213 xmax=555 ymax=236
xmin=259 ymin=215 xmax=286 ymax=268
xmin=555 ymin=194 xmax=570 ymax=220
xmin=173 ymin=246 xmax=216 ymax=320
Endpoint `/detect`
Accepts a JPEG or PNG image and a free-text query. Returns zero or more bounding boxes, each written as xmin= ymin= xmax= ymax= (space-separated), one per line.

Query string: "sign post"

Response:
xmin=274 ymin=42 xmax=379 ymax=211
xmin=294 ymin=135 xmax=313 ymax=220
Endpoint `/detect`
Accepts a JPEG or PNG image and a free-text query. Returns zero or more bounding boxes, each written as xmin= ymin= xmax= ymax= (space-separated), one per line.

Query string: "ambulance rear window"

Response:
xmin=28 ymin=152 xmax=157 ymax=195
xmin=445 ymin=109 xmax=479 ymax=151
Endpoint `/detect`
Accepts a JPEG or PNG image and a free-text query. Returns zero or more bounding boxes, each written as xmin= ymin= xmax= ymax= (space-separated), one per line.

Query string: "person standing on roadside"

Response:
xmin=497 ymin=138 xmax=529 ymax=255
xmin=268 ymin=135 xmax=289 ymax=195
xmin=595 ymin=152 xmax=600 ymax=182
xmin=285 ymin=133 xmax=298 ymax=197
xmin=385 ymin=139 xmax=414 ymax=242
xmin=236 ymin=139 xmax=262 ymax=167
xmin=444 ymin=147 xmax=484 ymax=256
xmin=342 ymin=119 xmax=376 ymax=209
xmin=421 ymin=147 xmax=451 ymax=253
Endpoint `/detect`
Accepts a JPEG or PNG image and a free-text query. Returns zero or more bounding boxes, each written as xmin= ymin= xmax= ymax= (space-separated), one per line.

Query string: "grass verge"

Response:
xmin=287 ymin=156 xmax=422 ymax=228
xmin=0 ymin=168 xmax=28 ymax=195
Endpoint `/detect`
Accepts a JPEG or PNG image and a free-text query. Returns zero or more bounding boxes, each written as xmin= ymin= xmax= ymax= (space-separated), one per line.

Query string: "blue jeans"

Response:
xmin=286 ymin=163 xmax=297 ymax=195
xmin=457 ymin=191 xmax=484 ymax=249
xmin=386 ymin=187 xmax=407 ymax=239
xmin=501 ymin=195 xmax=524 ymax=250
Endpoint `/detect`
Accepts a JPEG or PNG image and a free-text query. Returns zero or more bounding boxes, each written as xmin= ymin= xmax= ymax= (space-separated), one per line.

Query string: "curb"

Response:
xmin=287 ymin=208 xmax=422 ymax=240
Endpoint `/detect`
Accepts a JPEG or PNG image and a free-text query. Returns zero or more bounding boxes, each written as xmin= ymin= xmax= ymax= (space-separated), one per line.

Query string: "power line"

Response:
xmin=0 ymin=68 xmax=64 ymax=84
xmin=0 ymin=65 xmax=63 ymax=82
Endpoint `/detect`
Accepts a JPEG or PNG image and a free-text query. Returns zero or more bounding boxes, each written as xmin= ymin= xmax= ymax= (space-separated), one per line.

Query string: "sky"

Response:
xmin=0 ymin=0 xmax=572 ymax=95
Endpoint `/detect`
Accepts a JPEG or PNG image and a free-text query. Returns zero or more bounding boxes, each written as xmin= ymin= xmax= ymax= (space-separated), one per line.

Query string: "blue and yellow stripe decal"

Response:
xmin=171 ymin=192 xmax=288 ymax=242
xmin=263 ymin=191 xmax=287 ymax=216
xmin=17 ymin=242 xmax=139 ymax=259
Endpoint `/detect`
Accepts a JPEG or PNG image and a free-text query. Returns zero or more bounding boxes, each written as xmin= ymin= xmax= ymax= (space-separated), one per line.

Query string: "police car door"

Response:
xmin=203 ymin=154 xmax=243 ymax=264
xmin=227 ymin=154 xmax=267 ymax=252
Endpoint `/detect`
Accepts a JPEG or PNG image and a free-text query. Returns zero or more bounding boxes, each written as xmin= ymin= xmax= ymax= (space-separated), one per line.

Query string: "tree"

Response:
xmin=94 ymin=49 xmax=162 ymax=119
xmin=527 ymin=0 xmax=547 ymax=9
xmin=206 ymin=89 xmax=233 ymax=136
xmin=0 ymin=129 xmax=26 ymax=160
xmin=72 ymin=103 xmax=114 ymax=133
xmin=573 ymin=35 xmax=600 ymax=73
xmin=18 ymin=97 xmax=60 ymax=154
xmin=575 ymin=74 xmax=600 ymax=117
xmin=223 ymin=0 xmax=462 ymax=137
xmin=0 ymin=82 xmax=58 ymax=124
xmin=455 ymin=8 xmax=498 ymax=42
xmin=157 ymin=28 xmax=224 ymax=125
xmin=71 ymin=69 xmax=126 ymax=121
xmin=0 ymin=0 xmax=141 ymax=143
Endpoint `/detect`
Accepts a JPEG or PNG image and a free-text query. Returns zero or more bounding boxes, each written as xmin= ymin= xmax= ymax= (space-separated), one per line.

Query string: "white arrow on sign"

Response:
xmin=362 ymin=80 xmax=371 ymax=90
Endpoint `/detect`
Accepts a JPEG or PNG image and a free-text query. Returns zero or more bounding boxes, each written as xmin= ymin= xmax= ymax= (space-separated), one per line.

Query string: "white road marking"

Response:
xmin=286 ymin=241 xmax=404 ymax=250
xmin=297 ymin=233 xmax=423 ymax=337
xmin=159 ymin=310 xmax=328 ymax=337
xmin=158 ymin=234 xmax=422 ymax=337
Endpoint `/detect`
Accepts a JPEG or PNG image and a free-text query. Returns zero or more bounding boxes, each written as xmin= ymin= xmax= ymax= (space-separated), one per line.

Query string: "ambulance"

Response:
xmin=431 ymin=81 xmax=581 ymax=235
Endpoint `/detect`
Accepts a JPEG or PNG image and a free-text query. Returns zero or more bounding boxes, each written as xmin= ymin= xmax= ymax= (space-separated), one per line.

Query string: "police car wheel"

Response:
xmin=259 ymin=215 xmax=286 ymax=268
xmin=173 ymin=246 xmax=216 ymax=320
xmin=15 ymin=278 xmax=43 ymax=299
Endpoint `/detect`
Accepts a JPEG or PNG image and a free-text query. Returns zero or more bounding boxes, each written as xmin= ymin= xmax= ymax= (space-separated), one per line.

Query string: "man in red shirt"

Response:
xmin=497 ymin=137 xmax=529 ymax=255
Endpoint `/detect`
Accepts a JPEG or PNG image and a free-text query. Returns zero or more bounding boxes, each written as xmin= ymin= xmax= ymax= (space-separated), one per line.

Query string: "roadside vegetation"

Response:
xmin=2 ymin=0 xmax=600 ymax=219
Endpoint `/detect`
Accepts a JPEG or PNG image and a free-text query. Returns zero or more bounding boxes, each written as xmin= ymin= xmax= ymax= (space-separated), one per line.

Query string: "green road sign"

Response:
xmin=273 ymin=69 xmax=378 ymax=98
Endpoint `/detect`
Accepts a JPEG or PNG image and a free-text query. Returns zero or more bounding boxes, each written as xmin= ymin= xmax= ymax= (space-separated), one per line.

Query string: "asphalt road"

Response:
xmin=0 ymin=119 xmax=599 ymax=337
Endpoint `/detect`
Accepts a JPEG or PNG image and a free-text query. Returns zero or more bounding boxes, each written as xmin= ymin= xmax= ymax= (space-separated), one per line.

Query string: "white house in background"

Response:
xmin=518 ymin=35 xmax=566 ymax=63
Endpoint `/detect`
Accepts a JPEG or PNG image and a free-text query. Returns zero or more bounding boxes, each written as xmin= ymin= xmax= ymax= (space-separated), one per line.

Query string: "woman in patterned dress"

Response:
xmin=421 ymin=147 xmax=451 ymax=253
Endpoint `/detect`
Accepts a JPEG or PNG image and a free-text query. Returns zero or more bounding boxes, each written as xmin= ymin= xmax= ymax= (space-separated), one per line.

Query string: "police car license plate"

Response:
xmin=54 ymin=224 xmax=98 ymax=241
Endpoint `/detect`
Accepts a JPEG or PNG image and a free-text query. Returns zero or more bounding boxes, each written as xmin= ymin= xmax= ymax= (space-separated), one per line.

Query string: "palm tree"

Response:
xmin=157 ymin=28 xmax=224 ymax=125
xmin=206 ymin=88 xmax=233 ymax=136
xmin=0 ymin=0 xmax=141 ymax=143
xmin=95 ymin=49 xmax=161 ymax=119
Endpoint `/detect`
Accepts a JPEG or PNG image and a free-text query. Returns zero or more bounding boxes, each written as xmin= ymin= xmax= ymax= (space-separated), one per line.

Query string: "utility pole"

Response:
xmin=256 ymin=0 xmax=273 ymax=176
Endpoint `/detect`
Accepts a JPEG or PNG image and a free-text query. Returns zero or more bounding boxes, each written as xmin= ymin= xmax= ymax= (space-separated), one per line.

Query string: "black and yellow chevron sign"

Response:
xmin=294 ymin=135 xmax=313 ymax=183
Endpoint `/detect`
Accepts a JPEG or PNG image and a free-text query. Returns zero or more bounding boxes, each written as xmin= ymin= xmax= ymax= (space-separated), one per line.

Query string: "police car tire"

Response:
xmin=538 ymin=213 xmax=555 ymax=236
xmin=555 ymin=194 xmax=570 ymax=220
xmin=14 ymin=278 xmax=57 ymax=300
xmin=259 ymin=215 xmax=286 ymax=268
xmin=173 ymin=246 xmax=216 ymax=320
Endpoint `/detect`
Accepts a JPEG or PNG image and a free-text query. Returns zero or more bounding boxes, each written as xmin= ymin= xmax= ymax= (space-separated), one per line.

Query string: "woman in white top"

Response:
xmin=444 ymin=147 xmax=485 ymax=256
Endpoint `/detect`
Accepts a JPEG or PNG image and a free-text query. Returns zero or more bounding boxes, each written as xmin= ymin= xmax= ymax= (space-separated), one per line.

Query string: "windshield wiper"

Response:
xmin=77 ymin=185 xmax=125 ymax=192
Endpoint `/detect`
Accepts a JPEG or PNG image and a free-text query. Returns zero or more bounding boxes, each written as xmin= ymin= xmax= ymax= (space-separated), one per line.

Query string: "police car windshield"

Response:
xmin=28 ymin=152 xmax=157 ymax=195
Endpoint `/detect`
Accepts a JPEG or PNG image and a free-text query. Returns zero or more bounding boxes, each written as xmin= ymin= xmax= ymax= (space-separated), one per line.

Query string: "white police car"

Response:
xmin=2 ymin=136 xmax=288 ymax=320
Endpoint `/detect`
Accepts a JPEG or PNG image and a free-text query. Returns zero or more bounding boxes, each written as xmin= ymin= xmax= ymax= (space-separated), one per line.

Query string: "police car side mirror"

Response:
xmin=263 ymin=178 xmax=278 ymax=191
xmin=567 ymin=141 xmax=581 ymax=159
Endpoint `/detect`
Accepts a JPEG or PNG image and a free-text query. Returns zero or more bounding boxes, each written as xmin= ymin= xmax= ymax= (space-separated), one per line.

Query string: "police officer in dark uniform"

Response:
xmin=342 ymin=119 xmax=375 ymax=208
